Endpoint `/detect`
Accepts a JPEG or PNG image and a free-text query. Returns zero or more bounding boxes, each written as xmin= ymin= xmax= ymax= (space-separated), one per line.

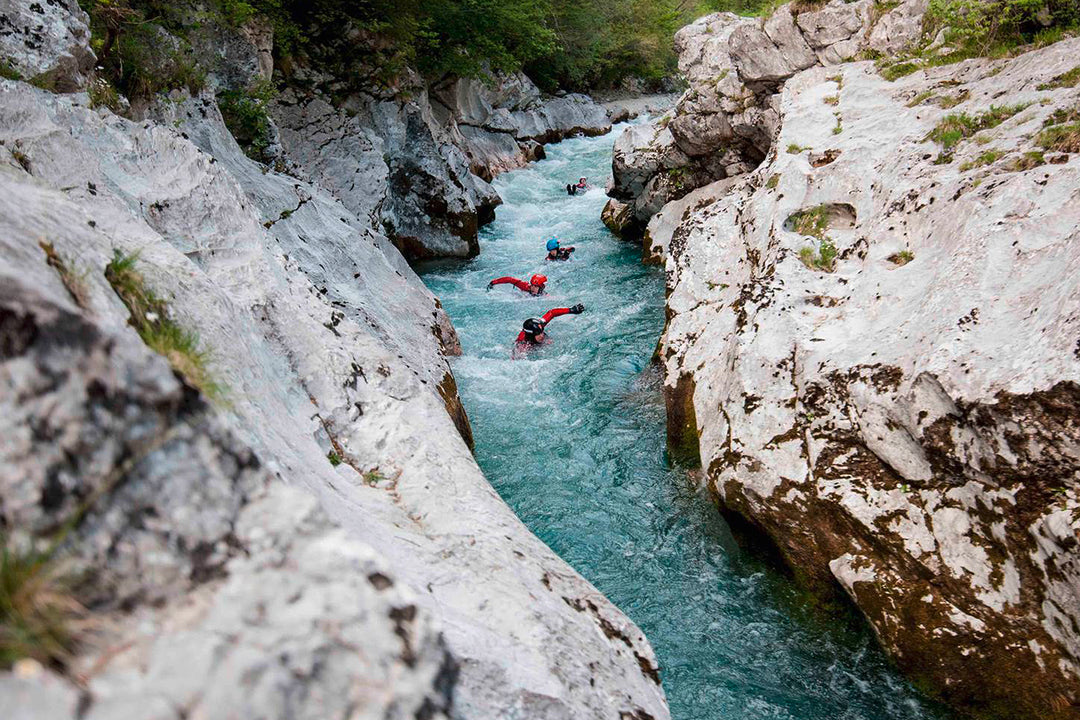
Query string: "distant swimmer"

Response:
xmin=488 ymin=274 xmax=547 ymax=295
xmin=545 ymin=237 xmax=575 ymax=261
xmin=514 ymin=304 xmax=585 ymax=355
xmin=565 ymin=177 xmax=590 ymax=195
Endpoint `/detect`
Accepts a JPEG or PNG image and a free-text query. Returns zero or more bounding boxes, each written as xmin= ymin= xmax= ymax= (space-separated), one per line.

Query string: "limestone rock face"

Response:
xmin=608 ymin=0 xmax=926 ymax=236
xmin=271 ymin=85 xmax=501 ymax=261
xmin=0 ymin=78 xmax=669 ymax=720
xmin=654 ymin=38 xmax=1080 ymax=719
xmin=0 ymin=265 xmax=456 ymax=720
xmin=188 ymin=16 xmax=275 ymax=93
xmin=432 ymin=71 xmax=611 ymax=181
xmin=0 ymin=0 xmax=95 ymax=91
xmin=868 ymin=0 xmax=931 ymax=56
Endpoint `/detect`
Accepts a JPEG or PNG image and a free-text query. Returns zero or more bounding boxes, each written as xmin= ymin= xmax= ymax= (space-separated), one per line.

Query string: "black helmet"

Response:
xmin=523 ymin=318 xmax=545 ymax=335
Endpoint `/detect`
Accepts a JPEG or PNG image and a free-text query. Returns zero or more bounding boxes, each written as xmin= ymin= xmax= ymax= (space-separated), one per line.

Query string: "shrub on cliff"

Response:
xmin=217 ymin=80 xmax=276 ymax=159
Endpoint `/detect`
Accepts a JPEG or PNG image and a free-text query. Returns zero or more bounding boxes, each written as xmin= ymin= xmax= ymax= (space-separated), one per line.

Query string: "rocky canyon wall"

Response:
xmin=0 ymin=2 xmax=668 ymax=719
xmin=623 ymin=1 xmax=1080 ymax=716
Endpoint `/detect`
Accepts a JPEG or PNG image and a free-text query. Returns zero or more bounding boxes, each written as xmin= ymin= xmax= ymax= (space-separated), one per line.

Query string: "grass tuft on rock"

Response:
xmin=1007 ymin=150 xmax=1046 ymax=171
xmin=0 ymin=59 xmax=22 ymax=81
xmin=887 ymin=250 xmax=914 ymax=266
xmin=907 ymin=90 xmax=936 ymax=107
xmin=798 ymin=238 xmax=838 ymax=272
xmin=1038 ymin=66 xmax=1080 ymax=91
xmin=88 ymin=76 xmax=124 ymax=114
xmin=879 ymin=61 xmax=920 ymax=81
xmin=1036 ymin=122 xmax=1080 ymax=153
xmin=790 ymin=205 xmax=830 ymax=241
xmin=926 ymin=103 xmax=1030 ymax=149
xmin=959 ymin=149 xmax=1003 ymax=171
xmin=105 ymin=250 xmax=224 ymax=401
xmin=786 ymin=143 xmax=809 ymax=154
xmin=0 ymin=542 xmax=82 ymax=671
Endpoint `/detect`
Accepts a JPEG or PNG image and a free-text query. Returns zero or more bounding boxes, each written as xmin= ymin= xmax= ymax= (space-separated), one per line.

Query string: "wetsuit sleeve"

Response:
xmin=541 ymin=308 xmax=571 ymax=322
xmin=516 ymin=330 xmax=527 ymax=342
xmin=491 ymin=277 xmax=530 ymax=291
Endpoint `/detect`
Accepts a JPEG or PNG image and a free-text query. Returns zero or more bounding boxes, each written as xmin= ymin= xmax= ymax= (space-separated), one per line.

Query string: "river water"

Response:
xmin=420 ymin=126 xmax=950 ymax=720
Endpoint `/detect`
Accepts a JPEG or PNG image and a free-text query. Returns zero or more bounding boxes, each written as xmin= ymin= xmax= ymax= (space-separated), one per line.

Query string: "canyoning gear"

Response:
xmin=546 ymin=237 xmax=560 ymax=251
xmin=566 ymin=184 xmax=576 ymax=195
xmin=577 ymin=177 xmax=588 ymax=189
xmin=546 ymin=246 xmax=575 ymax=261
xmin=522 ymin=317 xmax=546 ymax=336
xmin=490 ymin=275 xmax=546 ymax=294
xmin=516 ymin=306 xmax=580 ymax=346
xmin=569 ymin=303 xmax=584 ymax=314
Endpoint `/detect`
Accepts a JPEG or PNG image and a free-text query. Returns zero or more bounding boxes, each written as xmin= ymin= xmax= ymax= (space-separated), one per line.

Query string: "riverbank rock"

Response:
xmin=608 ymin=0 xmax=928 ymax=236
xmin=432 ymin=71 xmax=611 ymax=181
xmin=602 ymin=92 xmax=680 ymax=123
xmin=602 ymin=197 xmax=635 ymax=237
xmin=0 ymin=0 xmax=95 ymax=91
xmin=654 ymin=36 xmax=1080 ymax=718
xmin=0 ymin=75 xmax=669 ymax=720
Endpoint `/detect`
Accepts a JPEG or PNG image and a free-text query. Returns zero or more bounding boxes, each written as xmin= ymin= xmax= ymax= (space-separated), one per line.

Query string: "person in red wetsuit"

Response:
xmin=514 ymin=304 xmax=585 ymax=355
xmin=487 ymin=273 xmax=547 ymax=295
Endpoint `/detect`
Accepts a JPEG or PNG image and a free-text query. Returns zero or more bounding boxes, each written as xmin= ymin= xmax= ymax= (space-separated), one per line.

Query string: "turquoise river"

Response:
xmin=420 ymin=124 xmax=953 ymax=720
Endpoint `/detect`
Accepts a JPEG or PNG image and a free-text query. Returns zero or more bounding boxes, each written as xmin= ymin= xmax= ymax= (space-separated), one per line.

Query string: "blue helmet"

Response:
xmin=546 ymin=237 xmax=560 ymax=251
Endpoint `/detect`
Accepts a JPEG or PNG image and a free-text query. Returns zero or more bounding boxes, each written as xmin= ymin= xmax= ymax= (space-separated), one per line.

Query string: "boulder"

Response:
xmin=763 ymin=5 xmax=818 ymax=71
xmin=601 ymin=197 xmax=634 ymax=237
xmin=869 ymin=0 xmax=930 ymax=55
xmin=654 ymin=39 xmax=1080 ymax=719
xmin=608 ymin=0 xmax=912 ymax=232
xmin=730 ymin=23 xmax=804 ymax=84
xmin=0 ymin=0 xmax=95 ymax=91
xmin=795 ymin=0 xmax=870 ymax=49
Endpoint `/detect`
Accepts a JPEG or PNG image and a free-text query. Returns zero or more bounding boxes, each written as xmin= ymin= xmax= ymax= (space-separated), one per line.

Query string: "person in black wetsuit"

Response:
xmin=566 ymin=177 xmax=590 ymax=195
xmin=546 ymin=237 xmax=575 ymax=261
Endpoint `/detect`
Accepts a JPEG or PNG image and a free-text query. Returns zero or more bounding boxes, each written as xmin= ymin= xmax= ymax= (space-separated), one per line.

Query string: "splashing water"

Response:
xmin=420 ymin=126 xmax=952 ymax=720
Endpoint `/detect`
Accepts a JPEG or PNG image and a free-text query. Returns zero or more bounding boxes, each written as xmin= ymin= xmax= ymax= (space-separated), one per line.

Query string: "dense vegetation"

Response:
xmin=926 ymin=0 xmax=1080 ymax=55
xmin=78 ymin=0 xmax=1079 ymax=102
xmin=80 ymin=0 xmax=770 ymax=95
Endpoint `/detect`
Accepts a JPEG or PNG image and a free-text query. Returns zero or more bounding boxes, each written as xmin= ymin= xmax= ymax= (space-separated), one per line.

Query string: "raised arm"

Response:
xmin=541 ymin=304 xmax=584 ymax=322
xmin=489 ymin=276 xmax=530 ymax=291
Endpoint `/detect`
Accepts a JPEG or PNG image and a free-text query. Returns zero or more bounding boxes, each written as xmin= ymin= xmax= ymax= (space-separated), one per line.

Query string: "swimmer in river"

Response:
xmin=513 ymin=304 xmax=585 ymax=357
xmin=487 ymin=274 xmax=547 ymax=295
xmin=545 ymin=237 xmax=575 ymax=261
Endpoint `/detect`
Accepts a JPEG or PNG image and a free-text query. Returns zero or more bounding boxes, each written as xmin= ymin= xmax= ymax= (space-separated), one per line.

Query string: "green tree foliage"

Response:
xmin=80 ymin=0 xmax=776 ymax=96
xmin=256 ymin=0 xmax=772 ymax=91
xmin=927 ymin=0 xmax=1080 ymax=53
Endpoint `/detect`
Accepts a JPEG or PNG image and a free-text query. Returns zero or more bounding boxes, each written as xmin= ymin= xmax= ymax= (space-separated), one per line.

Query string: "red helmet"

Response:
xmin=530 ymin=274 xmax=547 ymax=287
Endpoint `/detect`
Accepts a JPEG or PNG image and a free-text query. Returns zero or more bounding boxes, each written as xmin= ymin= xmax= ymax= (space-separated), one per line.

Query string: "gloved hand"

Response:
xmin=486 ymin=281 xmax=494 ymax=290
xmin=566 ymin=246 xmax=576 ymax=252
xmin=569 ymin=303 xmax=585 ymax=314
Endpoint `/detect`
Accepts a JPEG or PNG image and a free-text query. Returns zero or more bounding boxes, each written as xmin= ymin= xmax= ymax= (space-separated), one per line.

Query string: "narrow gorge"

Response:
xmin=1 ymin=1 xmax=1078 ymax=719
